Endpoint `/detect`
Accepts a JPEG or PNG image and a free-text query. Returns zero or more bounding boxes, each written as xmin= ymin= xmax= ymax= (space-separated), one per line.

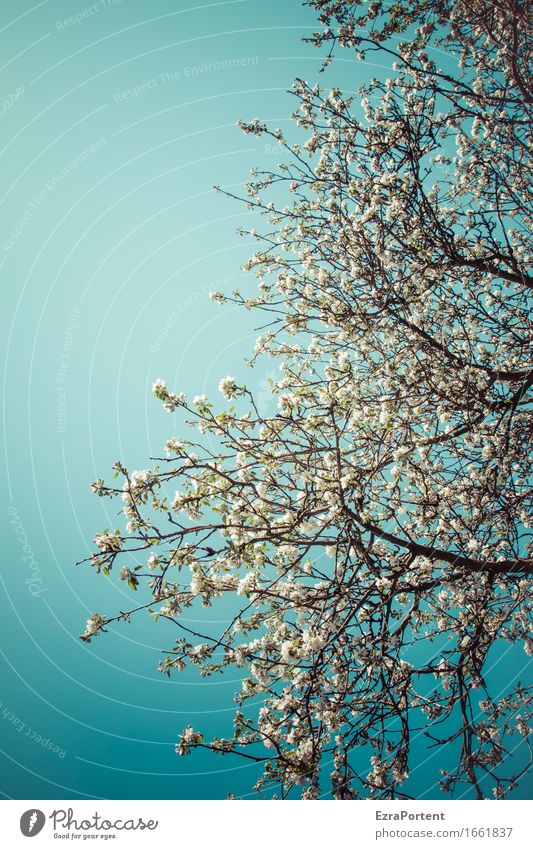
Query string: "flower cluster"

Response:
xmin=81 ymin=613 xmax=105 ymax=643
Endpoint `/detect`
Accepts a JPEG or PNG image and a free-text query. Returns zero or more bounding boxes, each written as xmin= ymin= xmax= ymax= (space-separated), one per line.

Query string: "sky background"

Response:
xmin=1 ymin=0 xmax=531 ymax=801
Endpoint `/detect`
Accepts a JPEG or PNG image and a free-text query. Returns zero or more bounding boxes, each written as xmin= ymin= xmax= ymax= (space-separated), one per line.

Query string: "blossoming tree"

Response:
xmin=81 ymin=0 xmax=532 ymax=799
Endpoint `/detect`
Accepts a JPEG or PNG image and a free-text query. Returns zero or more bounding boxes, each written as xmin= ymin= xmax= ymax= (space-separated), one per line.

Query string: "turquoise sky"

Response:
xmin=1 ymin=0 xmax=531 ymax=801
